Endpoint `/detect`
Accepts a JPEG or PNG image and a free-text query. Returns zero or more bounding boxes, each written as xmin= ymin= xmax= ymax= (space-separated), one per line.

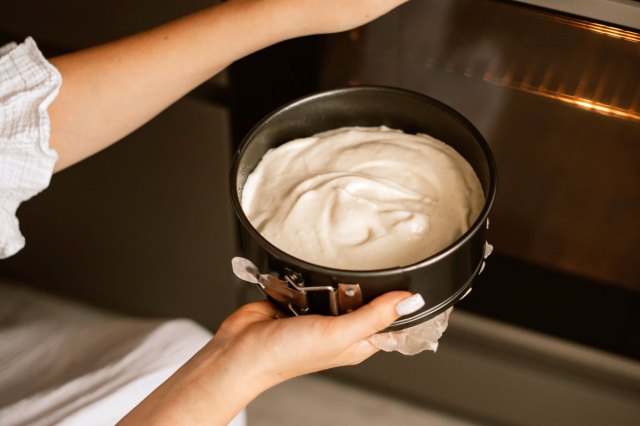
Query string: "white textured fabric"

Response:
xmin=0 ymin=37 xmax=60 ymax=259
xmin=0 ymin=281 xmax=246 ymax=426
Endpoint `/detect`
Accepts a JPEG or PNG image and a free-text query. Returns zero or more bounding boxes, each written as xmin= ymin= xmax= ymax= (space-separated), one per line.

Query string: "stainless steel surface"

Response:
xmin=248 ymin=375 xmax=475 ymax=426
xmin=512 ymin=0 xmax=640 ymax=29
xmin=321 ymin=0 xmax=640 ymax=290
xmin=327 ymin=309 xmax=640 ymax=426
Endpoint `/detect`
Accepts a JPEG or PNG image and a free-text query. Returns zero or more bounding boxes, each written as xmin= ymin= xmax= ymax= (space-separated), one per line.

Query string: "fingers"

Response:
xmin=228 ymin=292 xmax=424 ymax=341
xmin=333 ymin=291 xmax=424 ymax=340
xmin=342 ymin=338 xmax=381 ymax=365
xmin=223 ymin=290 xmax=424 ymax=351
xmin=238 ymin=300 xmax=281 ymax=319
xmin=219 ymin=300 xmax=280 ymax=333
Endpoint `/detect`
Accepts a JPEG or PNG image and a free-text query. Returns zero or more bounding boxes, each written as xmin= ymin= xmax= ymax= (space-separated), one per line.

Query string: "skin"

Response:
xmin=118 ymin=292 xmax=414 ymax=425
xmin=44 ymin=0 xmax=414 ymax=423
xmin=48 ymin=0 xmax=410 ymax=171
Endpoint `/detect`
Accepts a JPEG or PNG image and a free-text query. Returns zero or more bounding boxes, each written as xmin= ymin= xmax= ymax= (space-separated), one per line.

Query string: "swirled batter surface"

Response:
xmin=241 ymin=126 xmax=484 ymax=270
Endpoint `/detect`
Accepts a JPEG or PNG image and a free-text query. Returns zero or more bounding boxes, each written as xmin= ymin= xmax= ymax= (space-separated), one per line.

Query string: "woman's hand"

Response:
xmin=214 ymin=291 xmax=423 ymax=384
xmin=119 ymin=291 xmax=424 ymax=425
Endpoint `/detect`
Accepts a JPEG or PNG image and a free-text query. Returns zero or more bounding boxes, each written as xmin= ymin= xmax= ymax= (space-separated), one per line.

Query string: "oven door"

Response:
xmin=228 ymin=0 xmax=640 ymax=424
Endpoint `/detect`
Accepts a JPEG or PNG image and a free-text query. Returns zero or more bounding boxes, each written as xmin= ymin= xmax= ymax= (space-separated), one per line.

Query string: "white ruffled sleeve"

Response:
xmin=0 ymin=37 xmax=61 ymax=259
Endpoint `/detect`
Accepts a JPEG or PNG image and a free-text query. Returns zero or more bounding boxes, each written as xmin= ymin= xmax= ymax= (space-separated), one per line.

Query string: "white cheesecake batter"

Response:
xmin=241 ymin=126 xmax=484 ymax=270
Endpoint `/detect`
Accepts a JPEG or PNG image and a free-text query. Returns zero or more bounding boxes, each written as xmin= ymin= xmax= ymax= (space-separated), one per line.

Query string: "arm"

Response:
xmin=118 ymin=291 xmax=425 ymax=425
xmin=48 ymin=0 xmax=409 ymax=171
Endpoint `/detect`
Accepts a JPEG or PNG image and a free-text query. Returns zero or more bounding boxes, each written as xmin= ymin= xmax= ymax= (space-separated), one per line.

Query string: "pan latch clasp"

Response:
xmin=231 ymin=257 xmax=362 ymax=316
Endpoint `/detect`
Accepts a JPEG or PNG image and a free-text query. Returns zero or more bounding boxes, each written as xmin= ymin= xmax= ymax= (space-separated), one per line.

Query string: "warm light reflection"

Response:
xmin=475 ymin=58 xmax=639 ymax=120
xmin=536 ymin=92 xmax=640 ymax=120
xmin=528 ymin=11 xmax=640 ymax=43
xmin=485 ymin=76 xmax=640 ymax=121
xmin=419 ymin=9 xmax=640 ymax=123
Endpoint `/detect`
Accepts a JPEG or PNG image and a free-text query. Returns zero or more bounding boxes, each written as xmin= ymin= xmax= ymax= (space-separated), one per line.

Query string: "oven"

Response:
xmin=228 ymin=1 xmax=640 ymax=423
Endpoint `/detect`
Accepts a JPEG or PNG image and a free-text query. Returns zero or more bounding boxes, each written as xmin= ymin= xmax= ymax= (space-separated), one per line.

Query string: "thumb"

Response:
xmin=334 ymin=291 xmax=425 ymax=340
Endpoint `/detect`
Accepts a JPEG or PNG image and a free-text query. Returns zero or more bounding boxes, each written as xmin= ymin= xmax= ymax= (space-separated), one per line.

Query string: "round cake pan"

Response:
xmin=230 ymin=85 xmax=497 ymax=331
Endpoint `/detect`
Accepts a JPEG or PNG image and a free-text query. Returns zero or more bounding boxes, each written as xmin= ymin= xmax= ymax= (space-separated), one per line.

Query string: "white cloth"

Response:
xmin=0 ymin=37 xmax=60 ymax=259
xmin=0 ymin=281 xmax=246 ymax=426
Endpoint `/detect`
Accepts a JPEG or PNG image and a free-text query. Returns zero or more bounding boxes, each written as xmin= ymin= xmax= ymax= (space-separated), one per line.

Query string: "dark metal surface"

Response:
xmin=320 ymin=0 xmax=640 ymax=291
xmin=230 ymin=86 xmax=497 ymax=330
xmin=307 ymin=0 xmax=640 ymax=356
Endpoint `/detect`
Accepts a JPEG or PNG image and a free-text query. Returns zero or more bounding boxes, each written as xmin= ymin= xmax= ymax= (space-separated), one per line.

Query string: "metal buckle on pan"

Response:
xmin=231 ymin=257 xmax=362 ymax=316
xmin=263 ymin=271 xmax=363 ymax=316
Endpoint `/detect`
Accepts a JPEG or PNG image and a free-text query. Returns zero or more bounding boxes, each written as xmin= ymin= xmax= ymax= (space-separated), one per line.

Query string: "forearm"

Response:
xmin=47 ymin=0 xmax=410 ymax=171
xmin=48 ymin=0 xmax=293 ymax=172
xmin=118 ymin=340 xmax=268 ymax=426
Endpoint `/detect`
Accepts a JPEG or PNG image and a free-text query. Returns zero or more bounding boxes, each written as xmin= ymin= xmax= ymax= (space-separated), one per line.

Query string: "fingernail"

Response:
xmin=395 ymin=294 xmax=425 ymax=316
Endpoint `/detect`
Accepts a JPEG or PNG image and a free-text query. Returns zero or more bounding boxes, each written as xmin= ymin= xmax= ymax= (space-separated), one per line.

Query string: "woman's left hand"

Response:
xmin=119 ymin=291 xmax=424 ymax=425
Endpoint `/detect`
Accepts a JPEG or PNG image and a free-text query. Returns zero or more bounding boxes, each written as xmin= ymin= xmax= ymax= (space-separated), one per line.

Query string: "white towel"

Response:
xmin=0 ymin=281 xmax=245 ymax=426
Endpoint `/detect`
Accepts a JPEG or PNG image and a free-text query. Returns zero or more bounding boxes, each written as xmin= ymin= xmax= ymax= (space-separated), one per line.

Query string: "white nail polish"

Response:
xmin=395 ymin=294 xmax=425 ymax=316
